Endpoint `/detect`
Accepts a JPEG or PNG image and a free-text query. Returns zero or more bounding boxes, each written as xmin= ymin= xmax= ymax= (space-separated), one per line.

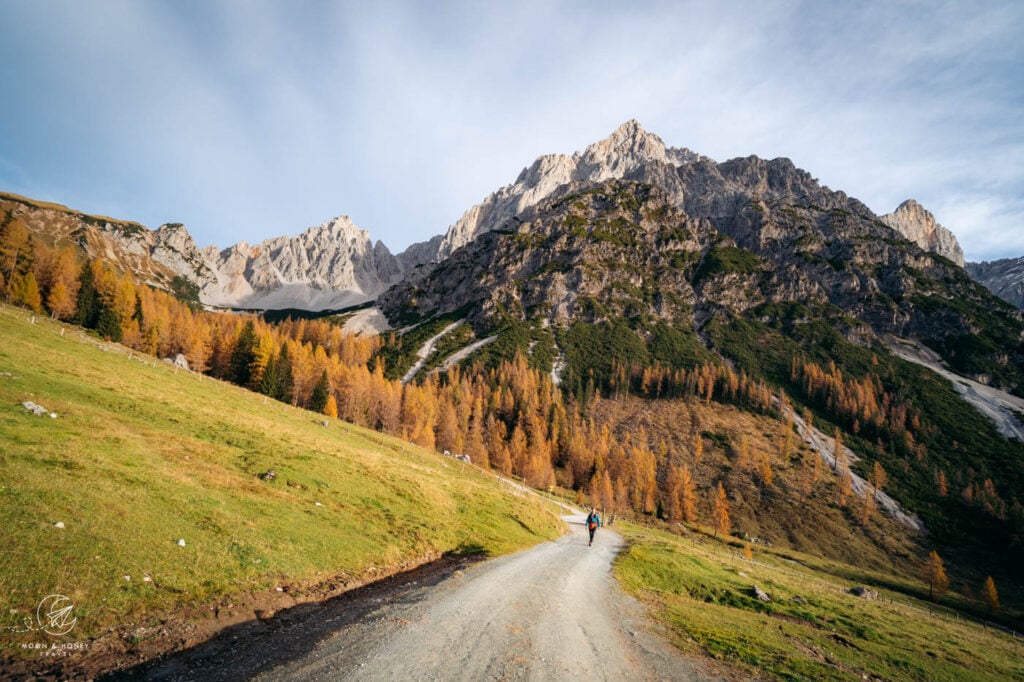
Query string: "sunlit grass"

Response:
xmin=615 ymin=524 xmax=1023 ymax=680
xmin=0 ymin=304 xmax=563 ymax=651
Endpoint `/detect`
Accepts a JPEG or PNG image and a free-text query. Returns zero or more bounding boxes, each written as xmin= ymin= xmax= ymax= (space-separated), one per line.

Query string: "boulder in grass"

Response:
xmin=21 ymin=401 xmax=47 ymax=416
xmin=752 ymin=585 xmax=771 ymax=602
xmin=849 ymin=586 xmax=878 ymax=599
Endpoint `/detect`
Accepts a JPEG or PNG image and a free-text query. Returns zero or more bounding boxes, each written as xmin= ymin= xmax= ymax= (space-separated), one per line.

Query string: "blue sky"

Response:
xmin=1 ymin=1 xmax=1021 ymax=261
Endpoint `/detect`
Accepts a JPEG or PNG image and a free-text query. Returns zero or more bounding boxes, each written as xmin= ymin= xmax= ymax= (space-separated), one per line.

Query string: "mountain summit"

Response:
xmin=433 ymin=120 xmax=704 ymax=260
xmin=880 ymin=199 xmax=964 ymax=267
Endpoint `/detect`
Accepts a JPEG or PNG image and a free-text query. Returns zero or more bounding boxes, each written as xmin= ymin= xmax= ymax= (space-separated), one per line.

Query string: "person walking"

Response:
xmin=586 ymin=508 xmax=601 ymax=546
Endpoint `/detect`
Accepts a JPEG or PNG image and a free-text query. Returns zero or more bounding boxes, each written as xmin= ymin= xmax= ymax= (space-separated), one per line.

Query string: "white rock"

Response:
xmin=123 ymin=575 xmax=131 ymax=581
xmin=176 ymin=539 xmax=186 ymax=547
xmin=198 ymin=215 xmax=403 ymax=311
xmin=21 ymin=401 xmax=47 ymax=416
xmin=53 ymin=521 xmax=65 ymax=529
xmin=143 ymin=576 xmax=153 ymax=582
xmin=880 ymin=199 xmax=964 ymax=267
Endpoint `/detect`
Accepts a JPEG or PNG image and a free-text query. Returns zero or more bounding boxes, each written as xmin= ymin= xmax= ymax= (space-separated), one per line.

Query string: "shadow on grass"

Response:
xmin=97 ymin=553 xmax=485 ymax=681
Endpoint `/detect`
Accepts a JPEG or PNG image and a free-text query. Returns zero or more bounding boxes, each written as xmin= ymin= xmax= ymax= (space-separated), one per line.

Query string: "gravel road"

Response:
xmin=120 ymin=514 xmax=715 ymax=681
xmin=257 ymin=514 xmax=710 ymax=681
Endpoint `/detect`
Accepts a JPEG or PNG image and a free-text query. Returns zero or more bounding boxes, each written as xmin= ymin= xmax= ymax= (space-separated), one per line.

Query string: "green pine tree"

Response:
xmin=73 ymin=261 xmax=101 ymax=328
xmin=275 ymin=344 xmax=294 ymax=404
xmin=229 ymin=320 xmax=258 ymax=387
xmin=259 ymin=354 xmax=278 ymax=397
xmin=96 ymin=305 xmax=122 ymax=342
xmin=309 ymin=369 xmax=330 ymax=413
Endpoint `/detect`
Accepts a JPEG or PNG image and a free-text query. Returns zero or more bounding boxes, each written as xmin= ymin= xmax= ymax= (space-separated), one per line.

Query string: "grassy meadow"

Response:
xmin=615 ymin=524 xmax=1023 ymax=681
xmin=0 ymin=303 xmax=563 ymax=654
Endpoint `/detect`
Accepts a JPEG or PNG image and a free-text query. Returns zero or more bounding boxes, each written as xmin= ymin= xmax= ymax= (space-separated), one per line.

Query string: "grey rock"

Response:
xmin=21 ymin=400 xmax=48 ymax=416
xmin=849 ymin=586 xmax=878 ymax=599
xmin=967 ymin=256 xmax=1024 ymax=310
xmin=752 ymin=585 xmax=771 ymax=602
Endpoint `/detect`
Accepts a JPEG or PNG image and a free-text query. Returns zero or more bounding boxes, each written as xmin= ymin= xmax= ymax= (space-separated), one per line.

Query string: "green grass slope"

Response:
xmin=0 ymin=304 xmax=562 ymax=656
xmin=616 ymin=525 xmax=1023 ymax=681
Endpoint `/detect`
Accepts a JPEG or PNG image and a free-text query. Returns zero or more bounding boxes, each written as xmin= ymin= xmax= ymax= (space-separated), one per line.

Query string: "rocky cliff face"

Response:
xmin=199 ymin=216 xmax=404 ymax=310
xmin=381 ymin=176 xmax=960 ymax=334
xmin=967 ymin=257 xmax=1024 ymax=310
xmin=880 ymin=199 xmax=964 ymax=267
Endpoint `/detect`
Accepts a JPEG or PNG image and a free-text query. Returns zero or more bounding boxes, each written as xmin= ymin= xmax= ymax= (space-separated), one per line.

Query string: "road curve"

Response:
xmin=257 ymin=514 xmax=711 ymax=681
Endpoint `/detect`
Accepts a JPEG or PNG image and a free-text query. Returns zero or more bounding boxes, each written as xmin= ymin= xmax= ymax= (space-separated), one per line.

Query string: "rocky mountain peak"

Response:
xmin=304 ymin=215 xmax=365 ymax=242
xmin=880 ymin=199 xmax=964 ymax=267
xmin=431 ymin=121 xmax=704 ymax=261
xmin=577 ymin=119 xmax=671 ymax=170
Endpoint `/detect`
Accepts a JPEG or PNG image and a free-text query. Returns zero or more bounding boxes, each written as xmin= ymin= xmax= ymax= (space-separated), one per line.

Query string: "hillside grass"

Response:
xmin=615 ymin=524 xmax=1023 ymax=681
xmin=0 ymin=304 xmax=563 ymax=654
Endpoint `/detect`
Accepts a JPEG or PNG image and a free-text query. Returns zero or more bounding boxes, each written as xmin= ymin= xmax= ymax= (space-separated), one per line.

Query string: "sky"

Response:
xmin=0 ymin=1 xmax=1021 ymax=262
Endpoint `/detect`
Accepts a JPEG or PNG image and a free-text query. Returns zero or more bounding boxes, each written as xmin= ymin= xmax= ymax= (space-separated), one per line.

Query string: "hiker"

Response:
xmin=586 ymin=508 xmax=601 ymax=546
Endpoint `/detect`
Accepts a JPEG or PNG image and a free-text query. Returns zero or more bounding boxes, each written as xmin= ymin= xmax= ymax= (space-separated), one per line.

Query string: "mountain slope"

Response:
xmin=0 ymin=192 xmax=406 ymax=310
xmin=198 ymin=216 xmax=403 ymax=310
xmin=967 ymin=256 xmax=1024 ymax=310
xmin=373 ymin=131 xmax=1024 ymax=599
xmin=381 ymin=174 xmax=1024 ymax=395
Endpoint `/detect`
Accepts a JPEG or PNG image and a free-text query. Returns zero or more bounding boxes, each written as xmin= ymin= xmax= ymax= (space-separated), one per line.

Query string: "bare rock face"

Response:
xmin=201 ymin=216 xmax=404 ymax=310
xmin=430 ymin=120 xmax=705 ymax=262
xmin=153 ymin=223 xmax=219 ymax=289
xmin=880 ymin=200 xmax=965 ymax=267
xmin=967 ymin=257 xmax=1024 ymax=309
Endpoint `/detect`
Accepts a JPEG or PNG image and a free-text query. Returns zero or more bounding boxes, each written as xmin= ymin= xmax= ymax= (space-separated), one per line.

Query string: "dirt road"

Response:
xmin=267 ymin=513 xmax=707 ymax=681
xmin=124 ymin=514 xmax=713 ymax=681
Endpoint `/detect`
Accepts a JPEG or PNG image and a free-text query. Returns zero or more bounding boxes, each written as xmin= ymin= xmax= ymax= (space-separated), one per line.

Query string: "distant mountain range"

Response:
xmin=8 ymin=120 xmax=1017 ymax=314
